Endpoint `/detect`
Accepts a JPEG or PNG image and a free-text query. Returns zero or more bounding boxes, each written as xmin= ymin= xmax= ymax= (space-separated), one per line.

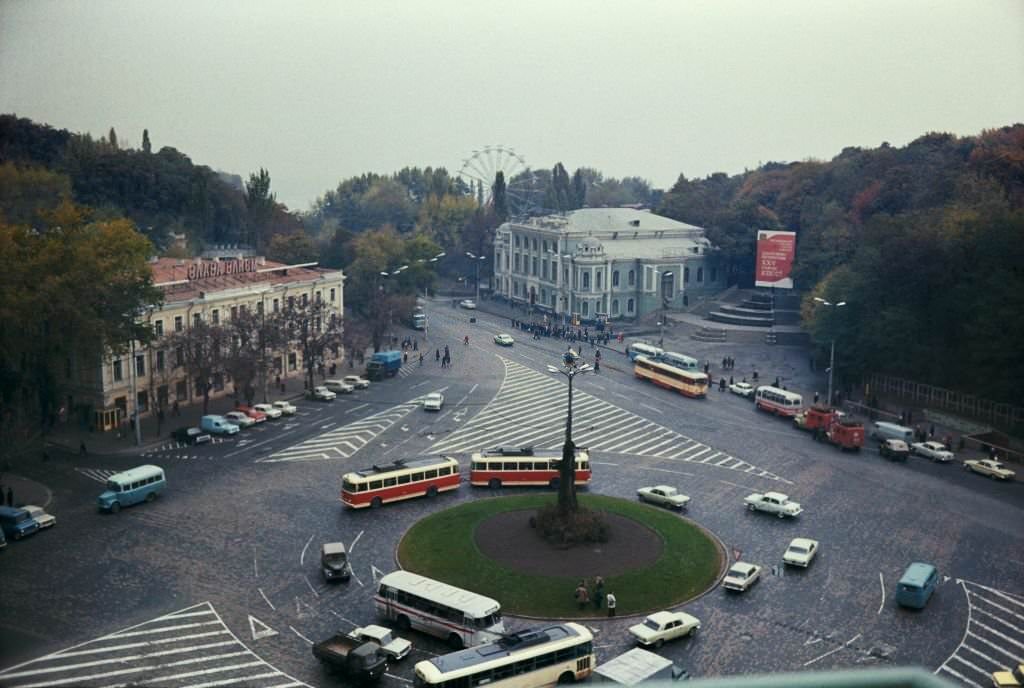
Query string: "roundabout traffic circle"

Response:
xmin=396 ymin=494 xmax=726 ymax=617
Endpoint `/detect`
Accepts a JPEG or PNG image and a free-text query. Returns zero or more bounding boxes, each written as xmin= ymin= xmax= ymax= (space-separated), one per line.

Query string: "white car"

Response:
xmin=253 ymin=403 xmax=283 ymax=419
xmin=272 ymin=400 xmax=297 ymax=415
xmin=326 ymin=380 xmax=355 ymax=394
xmin=224 ymin=411 xmax=256 ymax=428
xmin=637 ymin=485 xmax=690 ymax=510
xmin=342 ymin=375 xmax=370 ymax=389
xmin=722 ymin=562 xmax=762 ymax=591
xmin=349 ymin=625 xmax=412 ymax=661
xmin=494 ymin=333 xmax=515 ymax=347
xmin=310 ymin=386 xmax=336 ymax=402
xmin=744 ymin=491 xmax=803 ymax=518
xmin=729 ymin=381 xmax=755 ymax=398
xmin=23 ymin=505 xmax=56 ymax=529
xmin=910 ymin=441 xmax=954 ymax=462
xmin=963 ymin=458 xmax=1016 ymax=480
xmin=423 ymin=392 xmax=444 ymax=411
xmin=459 ymin=299 xmax=477 ymax=310
xmin=628 ymin=611 xmax=701 ymax=648
xmin=783 ymin=538 xmax=820 ymax=567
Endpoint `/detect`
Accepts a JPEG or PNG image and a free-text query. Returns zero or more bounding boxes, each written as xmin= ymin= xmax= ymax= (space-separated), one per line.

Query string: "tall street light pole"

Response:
xmin=813 ymin=297 xmax=847 ymax=406
xmin=466 ymin=252 xmax=486 ymax=303
xmin=547 ymin=356 xmax=592 ymax=514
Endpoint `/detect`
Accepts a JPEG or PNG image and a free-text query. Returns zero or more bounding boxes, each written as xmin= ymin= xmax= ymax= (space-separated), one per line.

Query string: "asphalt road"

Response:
xmin=1 ymin=301 xmax=1021 ymax=688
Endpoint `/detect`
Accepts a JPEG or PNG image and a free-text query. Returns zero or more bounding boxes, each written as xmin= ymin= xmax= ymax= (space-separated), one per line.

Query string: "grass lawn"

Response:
xmin=397 ymin=494 xmax=723 ymax=617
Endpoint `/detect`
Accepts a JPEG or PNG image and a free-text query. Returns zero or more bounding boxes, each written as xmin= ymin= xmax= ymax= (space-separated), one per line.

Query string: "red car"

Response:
xmin=235 ymin=405 xmax=267 ymax=423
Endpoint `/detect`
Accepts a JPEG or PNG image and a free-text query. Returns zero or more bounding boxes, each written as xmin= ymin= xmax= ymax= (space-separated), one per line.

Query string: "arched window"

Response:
xmin=582 ymin=302 xmax=589 ymax=316
xmin=582 ymin=272 xmax=590 ymax=290
xmin=628 ymin=270 xmax=635 ymax=286
xmin=684 ymin=266 xmax=690 ymax=283
xmin=627 ymin=298 xmax=635 ymax=313
xmin=613 ymin=270 xmax=620 ymax=287
xmin=612 ymin=299 xmax=620 ymax=315
xmin=697 ymin=267 xmax=704 ymax=282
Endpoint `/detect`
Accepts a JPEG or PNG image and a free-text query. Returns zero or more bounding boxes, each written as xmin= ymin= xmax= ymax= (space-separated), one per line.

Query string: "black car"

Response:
xmin=172 ymin=427 xmax=212 ymax=445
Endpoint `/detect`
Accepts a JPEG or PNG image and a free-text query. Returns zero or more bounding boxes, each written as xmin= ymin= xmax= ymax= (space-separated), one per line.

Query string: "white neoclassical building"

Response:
xmin=493 ymin=208 xmax=726 ymax=323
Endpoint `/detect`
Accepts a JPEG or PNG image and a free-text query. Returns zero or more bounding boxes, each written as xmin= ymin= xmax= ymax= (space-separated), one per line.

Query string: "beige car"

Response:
xmin=992 ymin=663 xmax=1024 ymax=687
xmin=783 ymin=538 xmax=819 ymax=567
xmin=963 ymin=458 xmax=1016 ymax=481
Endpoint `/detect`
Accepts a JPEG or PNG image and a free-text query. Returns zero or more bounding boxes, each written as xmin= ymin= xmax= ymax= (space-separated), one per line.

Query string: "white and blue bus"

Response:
xmin=98 ymin=465 xmax=166 ymax=513
xmin=627 ymin=342 xmax=663 ymax=362
xmin=659 ymin=351 xmax=699 ymax=371
xmin=414 ymin=623 xmax=595 ymax=688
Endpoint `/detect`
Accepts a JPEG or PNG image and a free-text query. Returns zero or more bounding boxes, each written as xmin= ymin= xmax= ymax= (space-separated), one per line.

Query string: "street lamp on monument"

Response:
xmin=547 ymin=356 xmax=592 ymax=514
xmin=813 ymin=297 xmax=847 ymax=407
xmin=466 ymin=252 xmax=486 ymax=303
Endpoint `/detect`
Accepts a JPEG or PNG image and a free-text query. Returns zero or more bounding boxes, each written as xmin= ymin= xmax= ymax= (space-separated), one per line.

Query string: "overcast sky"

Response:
xmin=2 ymin=0 xmax=1022 ymax=212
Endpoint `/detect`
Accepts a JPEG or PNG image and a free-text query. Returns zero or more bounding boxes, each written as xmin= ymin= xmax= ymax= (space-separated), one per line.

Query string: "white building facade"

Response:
xmin=493 ymin=208 xmax=726 ymax=322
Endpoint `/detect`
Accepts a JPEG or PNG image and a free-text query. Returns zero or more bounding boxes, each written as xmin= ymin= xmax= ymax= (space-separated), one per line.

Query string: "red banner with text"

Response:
xmin=755 ymin=230 xmax=796 ymax=289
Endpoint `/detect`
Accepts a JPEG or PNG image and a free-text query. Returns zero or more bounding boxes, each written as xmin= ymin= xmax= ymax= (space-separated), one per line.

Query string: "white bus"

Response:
xmin=375 ymin=571 xmax=504 ymax=649
xmin=754 ymin=386 xmax=803 ymax=417
xmin=626 ymin=342 xmax=663 ymax=362
xmin=658 ymin=351 xmax=699 ymax=371
xmin=414 ymin=623 xmax=595 ymax=688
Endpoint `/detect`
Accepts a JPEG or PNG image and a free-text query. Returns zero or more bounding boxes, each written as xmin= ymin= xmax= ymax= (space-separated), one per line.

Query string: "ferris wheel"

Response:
xmin=458 ymin=145 xmax=542 ymax=219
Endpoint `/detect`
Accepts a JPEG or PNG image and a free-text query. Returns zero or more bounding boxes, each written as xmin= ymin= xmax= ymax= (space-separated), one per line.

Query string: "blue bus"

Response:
xmin=659 ymin=351 xmax=699 ymax=371
xmin=98 ymin=465 xmax=166 ymax=513
xmin=627 ymin=342 xmax=664 ymax=362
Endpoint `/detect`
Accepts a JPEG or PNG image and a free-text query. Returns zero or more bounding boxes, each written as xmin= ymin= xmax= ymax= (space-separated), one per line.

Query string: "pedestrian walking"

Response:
xmin=403 ymin=351 xmax=408 ymax=364
xmin=592 ymin=577 xmax=605 ymax=609
xmin=413 ymin=340 xmax=418 ymax=351
xmin=172 ymin=400 xmax=180 ymax=417
xmin=79 ymin=440 xmax=88 ymax=456
xmin=606 ymin=592 xmax=617 ymax=617
xmin=436 ymin=348 xmax=440 ymax=362
xmin=419 ymin=353 xmax=424 ymax=366
xmin=575 ymin=583 xmax=589 ymax=611
xmin=813 ymin=392 xmax=819 ymax=404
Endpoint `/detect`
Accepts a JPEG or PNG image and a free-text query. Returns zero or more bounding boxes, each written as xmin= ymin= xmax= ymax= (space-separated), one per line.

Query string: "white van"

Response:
xmin=871 ymin=421 xmax=914 ymax=443
xmin=324 ymin=379 xmax=354 ymax=394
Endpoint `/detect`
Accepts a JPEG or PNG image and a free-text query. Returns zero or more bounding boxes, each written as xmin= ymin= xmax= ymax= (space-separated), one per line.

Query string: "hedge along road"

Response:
xmin=396 ymin=494 xmax=725 ymax=618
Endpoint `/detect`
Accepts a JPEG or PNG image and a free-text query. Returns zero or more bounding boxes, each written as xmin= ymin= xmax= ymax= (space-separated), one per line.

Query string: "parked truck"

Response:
xmin=366 ymin=351 xmax=403 ymax=381
xmin=312 ymin=633 xmax=387 ymax=683
xmin=594 ymin=648 xmax=689 ymax=685
xmin=792 ymin=406 xmax=864 ymax=451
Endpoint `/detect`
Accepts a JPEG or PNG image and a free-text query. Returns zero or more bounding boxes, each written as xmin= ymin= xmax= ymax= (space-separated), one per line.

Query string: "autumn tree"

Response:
xmin=166 ymin=319 xmax=226 ymax=415
xmin=279 ymin=297 xmax=344 ymax=391
xmin=267 ymin=231 xmax=318 ymax=265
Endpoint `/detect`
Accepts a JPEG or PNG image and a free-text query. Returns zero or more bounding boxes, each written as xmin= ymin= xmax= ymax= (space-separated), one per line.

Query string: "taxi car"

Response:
xmin=963 ymin=458 xmax=1015 ymax=480
xmin=722 ymin=562 xmax=762 ymax=592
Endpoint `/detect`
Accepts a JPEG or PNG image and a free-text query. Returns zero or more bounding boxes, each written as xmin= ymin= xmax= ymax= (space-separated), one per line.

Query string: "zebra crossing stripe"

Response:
xmin=73 ymin=468 xmax=117 ymax=484
xmin=936 ymin=579 xmax=1024 ymax=685
xmin=427 ymin=358 xmax=789 ymax=482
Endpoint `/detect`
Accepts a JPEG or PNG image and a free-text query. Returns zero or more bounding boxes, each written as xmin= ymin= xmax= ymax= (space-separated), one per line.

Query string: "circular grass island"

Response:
xmin=397 ymin=494 xmax=725 ymax=618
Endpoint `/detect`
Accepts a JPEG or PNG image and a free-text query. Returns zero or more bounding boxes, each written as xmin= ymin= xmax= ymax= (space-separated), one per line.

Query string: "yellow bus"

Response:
xmin=634 ymin=355 xmax=708 ymax=398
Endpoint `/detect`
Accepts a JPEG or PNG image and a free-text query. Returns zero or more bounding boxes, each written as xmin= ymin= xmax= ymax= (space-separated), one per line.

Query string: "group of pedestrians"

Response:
xmin=573 ymin=576 xmax=616 ymax=616
xmin=436 ymin=344 xmax=453 ymax=368
xmin=510 ymin=318 xmax=615 ymax=348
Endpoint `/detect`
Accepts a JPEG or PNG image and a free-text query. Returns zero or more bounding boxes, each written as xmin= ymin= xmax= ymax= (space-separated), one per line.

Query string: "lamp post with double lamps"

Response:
xmin=379 ymin=265 xmax=408 ymax=341
xmin=813 ymin=297 xmax=847 ymax=407
xmin=466 ymin=252 xmax=486 ymax=303
xmin=547 ymin=356 xmax=592 ymax=513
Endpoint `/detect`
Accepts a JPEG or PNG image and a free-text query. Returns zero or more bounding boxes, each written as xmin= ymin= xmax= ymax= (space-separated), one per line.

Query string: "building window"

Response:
xmin=316 ymin=291 xmax=322 ymax=304
xmin=156 ymin=350 xmax=165 ymax=372
xmin=532 ymin=257 xmax=537 ymax=276
xmin=596 ymin=270 xmax=603 ymax=289
xmin=330 ymin=288 xmax=336 ymax=302
xmin=505 ymin=253 xmax=510 ymax=270
xmin=613 ymin=271 xmax=620 ymax=287
xmin=301 ymin=293 xmax=308 ymax=306
xmin=662 ymin=273 xmax=675 ymax=298
xmin=628 ymin=270 xmax=635 ymax=286
xmin=175 ymin=346 xmax=184 ymax=368
xmin=543 ymin=240 xmax=548 ymax=252
xmin=582 ymin=302 xmax=589 ymax=316
xmin=684 ymin=266 xmax=690 ymax=283
xmin=582 ymin=272 xmax=590 ymax=290
xmin=542 ymin=261 xmax=548 ymax=280
xmin=564 ymin=267 xmax=569 ymax=284
xmin=193 ymin=313 xmax=201 ymax=327
xmin=135 ymin=355 xmax=145 ymax=377
xmin=532 ymin=238 xmax=537 ymax=252
xmin=176 ymin=380 xmax=187 ymax=401
xmin=541 ymin=288 xmax=547 ymax=303
xmin=710 ymin=267 xmax=717 ymax=283
xmin=230 ymin=306 xmax=238 ymax=320
xmin=514 ymin=255 xmax=520 ymax=273
xmin=612 ymin=299 xmax=620 ymax=315
xmin=137 ymin=390 xmax=148 ymax=413
xmin=113 ymin=359 xmax=123 ymax=382
xmin=257 ymin=301 xmax=264 ymax=315
xmin=288 ymin=296 xmax=295 ymax=310
xmin=174 ymin=316 xmax=183 ymax=332
xmin=154 ymin=320 xmax=163 ymax=337
xmin=273 ymin=298 xmax=279 ymax=312
xmin=288 ymin=353 xmax=297 ymax=371
xmin=211 ymin=309 xmax=219 ymax=325
xmin=551 ymin=293 xmax=556 ymax=307
xmin=627 ymin=298 xmax=635 ymax=314
xmin=697 ymin=267 xmax=704 ymax=283
xmin=514 ymin=235 xmax=520 ymax=248
xmin=513 ymin=282 xmax=519 ymax=296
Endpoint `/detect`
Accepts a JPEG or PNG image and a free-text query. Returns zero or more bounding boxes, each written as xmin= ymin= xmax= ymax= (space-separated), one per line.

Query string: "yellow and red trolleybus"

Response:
xmin=633 ymin=355 xmax=709 ymax=398
xmin=469 ymin=446 xmax=591 ymax=489
xmin=341 ymin=456 xmax=460 ymax=508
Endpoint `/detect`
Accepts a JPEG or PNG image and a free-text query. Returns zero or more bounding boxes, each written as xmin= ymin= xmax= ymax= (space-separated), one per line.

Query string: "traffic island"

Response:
xmin=396 ymin=494 xmax=725 ymax=618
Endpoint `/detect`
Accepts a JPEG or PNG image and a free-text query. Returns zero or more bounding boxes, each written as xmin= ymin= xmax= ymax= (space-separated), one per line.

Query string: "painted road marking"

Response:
xmin=427 ymin=358 xmax=789 ymax=482
xmin=937 ymin=580 xmax=1024 ymax=686
xmin=73 ymin=468 xmax=118 ymax=484
xmin=0 ymin=602 xmax=309 ymax=688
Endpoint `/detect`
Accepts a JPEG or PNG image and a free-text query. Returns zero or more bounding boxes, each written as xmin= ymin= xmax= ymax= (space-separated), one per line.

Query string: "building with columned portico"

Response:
xmin=492 ymin=208 xmax=726 ymax=323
